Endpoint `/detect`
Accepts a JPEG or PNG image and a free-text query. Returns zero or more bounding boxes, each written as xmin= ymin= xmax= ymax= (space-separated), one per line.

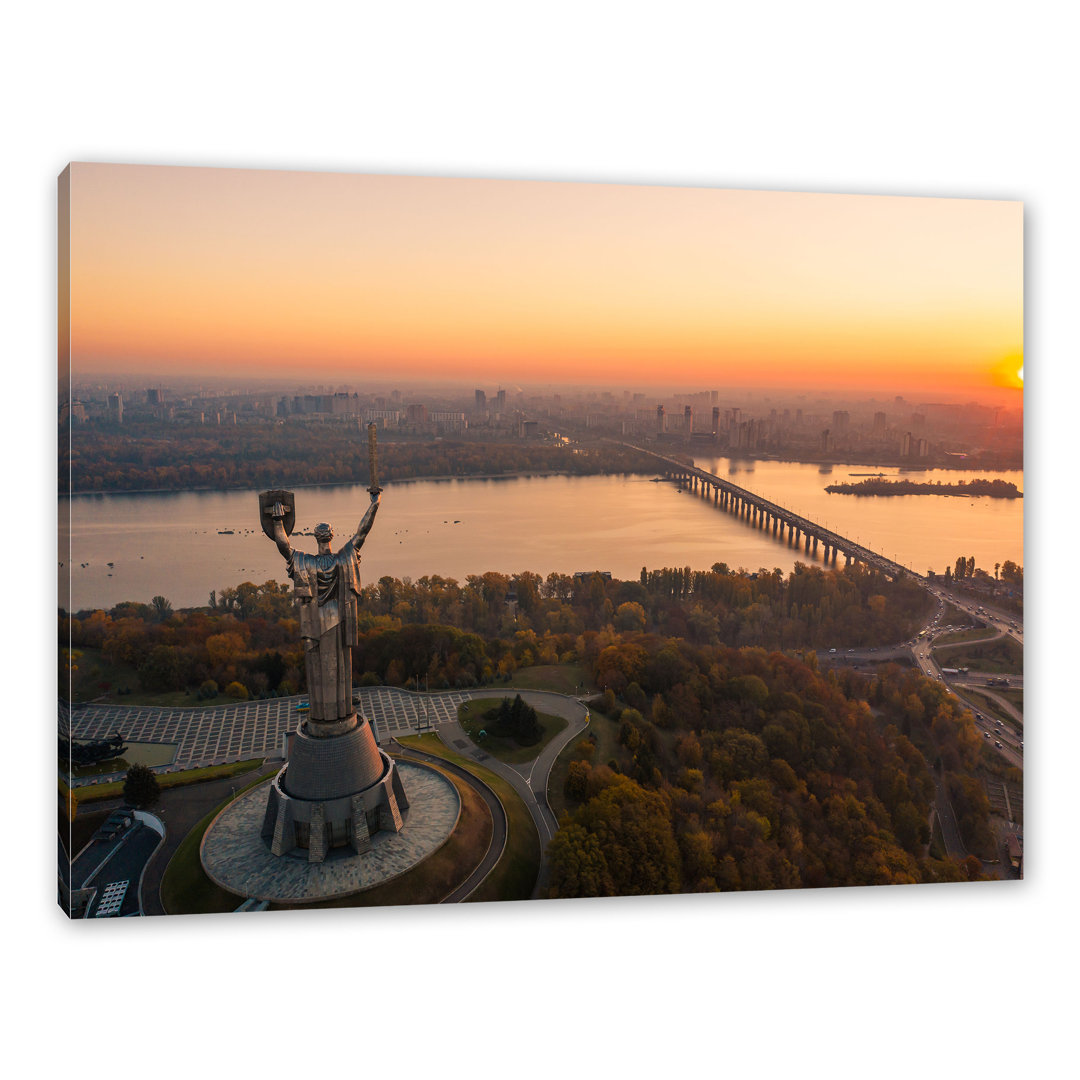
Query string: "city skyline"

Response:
xmin=65 ymin=165 xmax=1023 ymax=402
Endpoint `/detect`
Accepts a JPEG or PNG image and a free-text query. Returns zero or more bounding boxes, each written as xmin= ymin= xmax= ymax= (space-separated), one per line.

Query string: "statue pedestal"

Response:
xmin=260 ymin=715 xmax=409 ymax=863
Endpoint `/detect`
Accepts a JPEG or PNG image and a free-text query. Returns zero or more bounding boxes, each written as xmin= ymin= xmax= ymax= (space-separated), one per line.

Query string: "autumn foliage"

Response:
xmin=548 ymin=639 xmax=992 ymax=896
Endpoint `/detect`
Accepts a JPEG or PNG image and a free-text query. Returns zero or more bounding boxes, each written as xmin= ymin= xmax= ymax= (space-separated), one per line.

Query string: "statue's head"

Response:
xmin=314 ymin=522 xmax=333 ymax=550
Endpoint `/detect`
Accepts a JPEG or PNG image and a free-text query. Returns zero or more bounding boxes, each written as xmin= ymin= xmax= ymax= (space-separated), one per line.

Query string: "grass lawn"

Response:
xmin=547 ymin=708 xmax=624 ymax=819
xmin=940 ymin=601 xmax=970 ymax=626
xmin=65 ymin=757 xmax=265 ymax=805
xmin=959 ymin=689 xmax=1020 ymax=731
xmin=457 ymin=698 xmax=567 ymax=764
xmin=503 ymin=663 xmax=596 ymax=696
xmin=935 ymin=627 xmax=1000 ymax=646
xmin=999 ymin=689 xmax=1024 ymax=713
xmin=399 ymin=733 xmax=540 ymax=902
xmin=160 ymin=773 xmax=275 ymax=915
xmin=933 ymin=634 xmax=1023 ymax=673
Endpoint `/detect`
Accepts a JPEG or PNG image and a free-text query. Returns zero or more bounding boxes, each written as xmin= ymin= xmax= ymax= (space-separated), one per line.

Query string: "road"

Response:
xmin=434 ymin=688 xmax=591 ymax=898
xmin=931 ymin=773 xmax=968 ymax=860
xmin=908 ymin=592 xmax=1024 ymax=767
xmin=389 ymin=739 xmax=508 ymax=903
xmin=71 ymin=685 xmax=590 ymax=910
xmin=825 ymin=583 xmax=1024 ymax=769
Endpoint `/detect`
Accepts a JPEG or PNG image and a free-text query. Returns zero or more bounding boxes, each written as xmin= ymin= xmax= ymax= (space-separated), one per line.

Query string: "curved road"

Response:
xmin=388 ymin=739 xmax=508 ymax=903
xmin=434 ymin=688 xmax=591 ymax=898
xmin=72 ymin=685 xmax=591 ymax=911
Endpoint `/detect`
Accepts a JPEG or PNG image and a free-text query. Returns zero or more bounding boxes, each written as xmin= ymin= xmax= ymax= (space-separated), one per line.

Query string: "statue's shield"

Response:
xmin=259 ymin=489 xmax=296 ymax=540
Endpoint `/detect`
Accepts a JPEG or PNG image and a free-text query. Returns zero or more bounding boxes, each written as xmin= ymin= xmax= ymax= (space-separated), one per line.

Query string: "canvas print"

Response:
xmin=58 ymin=166 xmax=1023 ymax=918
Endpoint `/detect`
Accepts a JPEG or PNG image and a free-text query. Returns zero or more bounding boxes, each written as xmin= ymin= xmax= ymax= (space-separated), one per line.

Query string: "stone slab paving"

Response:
xmin=199 ymin=761 xmax=460 ymax=903
xmin=61 ymin=687 xmax=476 ymax=786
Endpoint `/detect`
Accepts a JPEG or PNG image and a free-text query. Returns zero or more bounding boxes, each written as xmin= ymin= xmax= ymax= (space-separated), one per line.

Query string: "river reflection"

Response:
xmin=60 ymin=460 xmax=1023 ymax=611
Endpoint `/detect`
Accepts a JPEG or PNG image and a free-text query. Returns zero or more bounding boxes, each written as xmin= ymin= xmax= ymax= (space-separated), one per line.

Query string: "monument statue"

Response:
xmin=263 ymin=491 xmax=379 ymax=726
xmin=256 ymin=423 xmax=408 ymax=862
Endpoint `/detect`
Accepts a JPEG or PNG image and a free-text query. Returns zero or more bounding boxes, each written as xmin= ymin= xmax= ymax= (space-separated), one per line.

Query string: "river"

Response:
xmin=59 ymin=460 xmax=1023 ymax=611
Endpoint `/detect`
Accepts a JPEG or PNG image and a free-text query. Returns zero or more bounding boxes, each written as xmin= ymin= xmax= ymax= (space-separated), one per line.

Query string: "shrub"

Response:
xmin=123 ymin=764 xmax=160 ymax=808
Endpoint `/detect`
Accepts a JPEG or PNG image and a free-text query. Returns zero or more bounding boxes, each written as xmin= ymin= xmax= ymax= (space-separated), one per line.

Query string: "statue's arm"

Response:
xmin=271 ymin=503 xmax=293 ymax=562
xmin=351 ymin=490 xmax=381 ymax=548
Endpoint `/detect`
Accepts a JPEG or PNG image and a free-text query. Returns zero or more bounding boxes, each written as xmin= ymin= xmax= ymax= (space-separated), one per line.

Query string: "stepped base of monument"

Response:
xmin=260 ymin=715 xmax=410 ymax=862
xmin=200 ymin=760 xmax=461 ymax=904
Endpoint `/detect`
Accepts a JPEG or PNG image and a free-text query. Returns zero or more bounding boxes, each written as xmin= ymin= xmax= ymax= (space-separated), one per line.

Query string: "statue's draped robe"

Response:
xmin=288 ymin=540 xmax=363 ymax=722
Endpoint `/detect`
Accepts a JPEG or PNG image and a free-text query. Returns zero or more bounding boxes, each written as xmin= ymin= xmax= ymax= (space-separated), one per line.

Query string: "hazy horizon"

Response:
xmin=63 ymin=164 xmax=1023 ymax=405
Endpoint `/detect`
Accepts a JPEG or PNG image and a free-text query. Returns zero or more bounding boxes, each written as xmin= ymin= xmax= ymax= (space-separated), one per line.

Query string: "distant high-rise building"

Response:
xmin=656 ymin=404 xmax=666 ymax=433
xmin=107 ymin=392 xmax=123 ymax=425
xmin=832 ymin=410 xmax=850 ymax=431
xmin=901 ymin=431 xmax=913 ymax=456
xmin=496 ymin=389 xmax=506 ymax=411
xmin=684 ymin=405 xmax=693 ymax=434
xmin=475 ymin=389 xmax=487 ymax=411
xmin=731 ymin=406 xmax=741 ymax=426
xmin=711 ymin=406 xmax=721 ymax=433
xmin=710 ymin=389 xmax=718 ymax=405
xmin=873 ymin=411 xmax=887 ymax=434
xmin=147 ymin=387 xmax=163 ymax=405
xmin=820 ymin=428 xmax=831 ymax=453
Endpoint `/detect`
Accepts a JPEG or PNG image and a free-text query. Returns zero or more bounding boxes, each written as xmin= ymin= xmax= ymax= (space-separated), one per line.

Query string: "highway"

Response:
xmin=832 ymin=588 xmax=1024 ymax=769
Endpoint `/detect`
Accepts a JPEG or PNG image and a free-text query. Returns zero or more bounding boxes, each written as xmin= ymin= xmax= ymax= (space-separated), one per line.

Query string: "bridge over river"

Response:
xmin=622 ymin=442 xmax=918 ymax=581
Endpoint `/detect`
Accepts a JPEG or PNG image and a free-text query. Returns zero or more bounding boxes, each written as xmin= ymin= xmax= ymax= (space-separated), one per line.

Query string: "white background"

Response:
xmin=6 ymin=3 xmax=1073 ymax=1076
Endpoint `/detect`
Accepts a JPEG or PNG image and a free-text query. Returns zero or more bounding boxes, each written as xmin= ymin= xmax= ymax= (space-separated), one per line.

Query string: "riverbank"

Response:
xmin=823 ymin=478 xmax=1022 ymax=498
xmin=62 ymin=468 xmax=651 ymax=499
xmin=685 ymin=449 xmax=1023 ymax=473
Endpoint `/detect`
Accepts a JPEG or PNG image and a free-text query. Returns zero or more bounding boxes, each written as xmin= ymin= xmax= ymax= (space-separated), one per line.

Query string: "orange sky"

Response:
xmin=65 ymin=164 xmax=1023 ymax=399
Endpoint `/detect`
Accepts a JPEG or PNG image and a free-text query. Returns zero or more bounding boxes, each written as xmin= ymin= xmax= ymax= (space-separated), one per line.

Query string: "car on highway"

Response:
xmin=995 ymin=741 xmax=1003 ymax=748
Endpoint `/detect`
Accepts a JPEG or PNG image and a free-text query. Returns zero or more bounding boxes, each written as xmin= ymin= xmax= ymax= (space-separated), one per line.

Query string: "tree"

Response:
xmin=123 ymin=764 xmax=160 ymax=808
xmin=564 ymin=760 xmax=592 ymax=801
xmin=615 ymin=601 xmax=646 ymax=632
xmin=138 ymin=644 xmax=185 ymax=692
xmin=151 ymin=595 xmax=173 ymax=621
